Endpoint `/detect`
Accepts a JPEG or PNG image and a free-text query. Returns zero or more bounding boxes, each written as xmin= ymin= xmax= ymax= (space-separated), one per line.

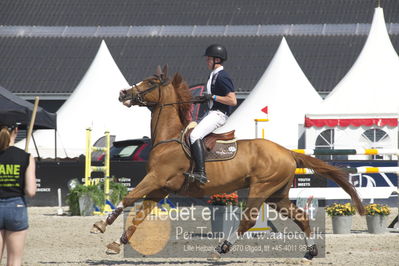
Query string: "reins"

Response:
xmin=150 ymin=98 xmax=198 ymax=147
xmin=151 ymin=137 xmax=183 ymax=150
xmin=122 ymin=78 xmax=199 ymax=107
xmin=124 ymin=91 xmax=200 ymax=108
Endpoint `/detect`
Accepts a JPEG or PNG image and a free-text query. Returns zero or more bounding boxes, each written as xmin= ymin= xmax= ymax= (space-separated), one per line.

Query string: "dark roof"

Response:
xmin=286 ymin=35 xmax=369 ymax=92
xmin=1 ymin=0 xmax=399 ymax=26
xmin=0 ymin=37 xmax=98 ymax=94
xmin=3 ymin=34 xmax=396 ymax=96
xmin=1 ymin=1 xmax=399 ymax=99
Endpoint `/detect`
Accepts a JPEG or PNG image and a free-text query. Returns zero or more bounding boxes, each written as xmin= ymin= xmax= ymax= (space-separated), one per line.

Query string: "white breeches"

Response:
xmin=190 ymin=110 xmax=228 ymax=144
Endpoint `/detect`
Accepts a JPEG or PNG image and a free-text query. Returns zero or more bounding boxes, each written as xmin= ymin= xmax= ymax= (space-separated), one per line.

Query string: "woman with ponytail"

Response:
xmin=0 ymin=123 xmax=36 ymax=266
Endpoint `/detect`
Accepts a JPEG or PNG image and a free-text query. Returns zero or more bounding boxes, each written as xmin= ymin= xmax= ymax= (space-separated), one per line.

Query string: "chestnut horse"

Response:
xmin=91 ymin=65 xmax=364 ymax=261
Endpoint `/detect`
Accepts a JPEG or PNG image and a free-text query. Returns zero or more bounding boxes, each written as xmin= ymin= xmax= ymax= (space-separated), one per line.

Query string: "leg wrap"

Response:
xmin=120 ymin=225 xmax=136 ymax=245
xmin=106 ymin=207 xmax=123 ymax=225
xmin=215 ymin=240 xmax=233 ymax=254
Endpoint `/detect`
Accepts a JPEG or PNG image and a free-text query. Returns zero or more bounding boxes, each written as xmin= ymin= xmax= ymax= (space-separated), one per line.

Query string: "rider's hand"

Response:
xmin=193 ymin=93 xmax=213 ymax=103
xmin=203 ymin=93 xmax=213 ymax=101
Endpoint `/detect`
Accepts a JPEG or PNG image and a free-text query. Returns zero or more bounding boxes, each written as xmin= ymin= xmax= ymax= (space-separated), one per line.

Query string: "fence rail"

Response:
xmin=295 ymin=167 xmax=399 ymax=175
xmin=292 ymin=149 xmax=399 ymax=156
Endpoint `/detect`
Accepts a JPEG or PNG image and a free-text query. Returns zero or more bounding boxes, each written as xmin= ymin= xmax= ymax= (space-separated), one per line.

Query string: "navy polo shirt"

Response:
xmin=210 ymin=70 xmax=235 ymax=116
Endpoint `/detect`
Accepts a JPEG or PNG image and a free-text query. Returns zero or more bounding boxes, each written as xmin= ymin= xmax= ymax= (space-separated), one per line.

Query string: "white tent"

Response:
xmin=216 ymin=37 xmax=322 ymax=149
xmin=305 ymin=7 xmax=399 ymax=150
xmin=17 ymin=40 xmax=151 ymax=158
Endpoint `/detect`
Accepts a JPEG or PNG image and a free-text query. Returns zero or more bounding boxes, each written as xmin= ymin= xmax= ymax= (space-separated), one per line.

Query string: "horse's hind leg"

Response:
xmin=267 ymin=197 xmax=318 ymax=261
xmin=211 ymin=183 xmax=272 ymax=259
xmin=106 ymin=189 xmax=168 ymax=254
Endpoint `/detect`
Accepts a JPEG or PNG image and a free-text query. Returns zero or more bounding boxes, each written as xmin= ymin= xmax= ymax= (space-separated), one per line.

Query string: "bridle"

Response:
xmin=120 ymin=75 xmax=200 ymax=108
xmin=119 ymin=75 xmax=200 ymax=147
xmin=120 ymin=75 xmax=168 ymax=107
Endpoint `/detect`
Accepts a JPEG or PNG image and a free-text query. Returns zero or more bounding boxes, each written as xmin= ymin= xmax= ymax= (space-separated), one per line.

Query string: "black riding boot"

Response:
xmin=190 ymin=139 xmax=208 ymax=184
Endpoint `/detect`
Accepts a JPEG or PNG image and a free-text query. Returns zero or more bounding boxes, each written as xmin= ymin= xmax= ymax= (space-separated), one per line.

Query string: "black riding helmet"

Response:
xmin=204 ymin=44 xmax=227 ymax=62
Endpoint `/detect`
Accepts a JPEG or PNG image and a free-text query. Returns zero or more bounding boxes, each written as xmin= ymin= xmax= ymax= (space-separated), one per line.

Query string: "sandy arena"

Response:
xmin=11 ymin=206 xmax=399 ymax=265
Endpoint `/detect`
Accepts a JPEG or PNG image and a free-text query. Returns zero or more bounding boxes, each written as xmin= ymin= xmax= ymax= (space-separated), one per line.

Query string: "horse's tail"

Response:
xmin=291 ymin=151 xmax=365 ymax=215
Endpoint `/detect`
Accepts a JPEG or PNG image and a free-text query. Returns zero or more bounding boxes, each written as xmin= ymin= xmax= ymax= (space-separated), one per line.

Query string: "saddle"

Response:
xmin=182 ymin=122 xmax=238 ymax=162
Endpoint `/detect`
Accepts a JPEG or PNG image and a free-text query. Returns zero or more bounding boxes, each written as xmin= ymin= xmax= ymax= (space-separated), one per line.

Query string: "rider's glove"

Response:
xmin=193 ymin=93 xmax=213 ymax=103
xmin=203 ymin=93 xmax=213 ymax=101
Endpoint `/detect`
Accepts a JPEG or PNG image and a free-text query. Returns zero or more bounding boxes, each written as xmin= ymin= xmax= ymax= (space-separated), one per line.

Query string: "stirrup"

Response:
xmin=183 ymin=172 xmax=209 ymax=184
xmin=194 ymin=173 xmax=208 ymax=184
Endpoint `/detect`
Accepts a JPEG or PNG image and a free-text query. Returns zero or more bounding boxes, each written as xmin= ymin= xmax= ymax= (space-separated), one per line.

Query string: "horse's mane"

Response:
xmin=171 ymin=73 xmax=192 ymax=127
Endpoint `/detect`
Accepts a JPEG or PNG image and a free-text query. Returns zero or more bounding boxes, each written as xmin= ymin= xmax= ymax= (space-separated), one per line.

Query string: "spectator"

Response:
xmin=0 ymin=123 xmax=36 ymax=266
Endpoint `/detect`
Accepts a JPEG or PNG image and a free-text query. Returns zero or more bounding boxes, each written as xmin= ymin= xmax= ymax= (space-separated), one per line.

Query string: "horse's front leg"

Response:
xmin=90 ymin=204 xmax=123 ymax=234
xmin=90 ymin=174 xmax=161 ymax=234
xmin=105 ymin=189 xmax=168 ymax=254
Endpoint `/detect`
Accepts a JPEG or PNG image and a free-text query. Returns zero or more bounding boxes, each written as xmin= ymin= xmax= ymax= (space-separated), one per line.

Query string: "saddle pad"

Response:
xmin=181 ymin=122 xmax=238 ymax=162
xmin=204 ymin=140 xmax=237 ymax=162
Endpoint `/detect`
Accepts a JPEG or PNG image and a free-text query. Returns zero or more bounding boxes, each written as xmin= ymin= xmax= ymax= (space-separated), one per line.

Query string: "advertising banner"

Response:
xmin=30 ymin=161 xmax=147 ymax=206
xmin=30 ymin=160 xmax=398 ymax=206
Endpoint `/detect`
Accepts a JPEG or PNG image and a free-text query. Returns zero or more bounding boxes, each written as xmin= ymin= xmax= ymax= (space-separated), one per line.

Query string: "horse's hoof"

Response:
xmin=207 ymin=250 xmax=221 ymax=261
xmin=301 ymin=257 xmax=313 ymax=264
xmin=302 ymin=244 xmax=317 ymax=264
xmin=106 ymin=242 xmax=121 ymax=255
xmin=90 ymin=226 xmax=101 ymax=234
xmin=91 ymin=220 xmax=106 ymax=234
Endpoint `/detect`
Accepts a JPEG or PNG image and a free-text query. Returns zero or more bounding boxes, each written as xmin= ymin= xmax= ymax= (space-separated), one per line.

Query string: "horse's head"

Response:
xmin=119 ymin=65 xmax=169 ymax=107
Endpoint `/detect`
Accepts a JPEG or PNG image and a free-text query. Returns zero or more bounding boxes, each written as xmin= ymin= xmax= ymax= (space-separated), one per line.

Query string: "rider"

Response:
xmin=187 ymin=44 xmax=237 ymax=184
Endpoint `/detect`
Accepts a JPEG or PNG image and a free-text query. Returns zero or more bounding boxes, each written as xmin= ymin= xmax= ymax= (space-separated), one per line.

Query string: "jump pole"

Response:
xmin=296 ymin=166 xmax=399 ymax=175
xmin=104 ymin=131 xmax=111 ymax=208
xmin=84 ymin=128 xmax=92 ymax=186
xmin=292 ymin=148 xmax=399 ymax=156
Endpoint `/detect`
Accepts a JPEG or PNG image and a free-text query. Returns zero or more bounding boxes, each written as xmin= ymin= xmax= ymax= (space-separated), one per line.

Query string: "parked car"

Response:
xmin=96 ymin=137 xmax=152 ymax=161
